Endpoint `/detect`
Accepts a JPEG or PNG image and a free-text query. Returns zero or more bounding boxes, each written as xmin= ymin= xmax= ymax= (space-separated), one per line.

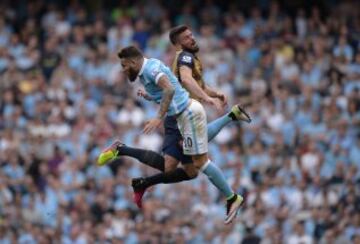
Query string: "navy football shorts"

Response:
xmin=162 ymin=116 xmax=193 ymax=164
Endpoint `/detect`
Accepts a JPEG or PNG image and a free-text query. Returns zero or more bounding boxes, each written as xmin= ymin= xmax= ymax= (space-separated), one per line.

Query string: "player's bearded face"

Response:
xmin=121 ymin=59 xmax=138 ymax=82
xmin=127 ymin=66 xmax=138 ymax=82
xmin=186 ymin=39 xmax=199 ymax=52
xmin=180 ymin=30 xmax=199 ymax=53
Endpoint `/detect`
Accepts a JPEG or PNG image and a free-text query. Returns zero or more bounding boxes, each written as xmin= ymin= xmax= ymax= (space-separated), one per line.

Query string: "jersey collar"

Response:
xmin=138 ymin=57 xmax=148 ymax=77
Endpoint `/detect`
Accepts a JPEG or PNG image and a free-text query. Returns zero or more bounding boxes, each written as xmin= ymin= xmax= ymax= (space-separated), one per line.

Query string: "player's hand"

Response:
xmin=143 ymin=118 xmax=162 ymax=134
xmin=216 ymin=92 xmax=228 ymax=108
xmin=137 ymin=89 xmax=151 ymax=100
xmin=207 ymin=97 xmax=223 ymax=113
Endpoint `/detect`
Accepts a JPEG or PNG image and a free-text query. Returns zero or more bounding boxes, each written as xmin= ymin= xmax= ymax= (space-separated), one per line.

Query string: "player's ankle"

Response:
xmin=116 ymin=144 xmax=126 ymax=155
xmin=226 ymin=193 xmax=237 ymax=201
xmin=228 ymin=112 xmax=236 ymax=121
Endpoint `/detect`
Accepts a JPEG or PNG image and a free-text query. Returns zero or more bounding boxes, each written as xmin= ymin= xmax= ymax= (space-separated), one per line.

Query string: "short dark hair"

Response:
xmin=169 ymin=25 xmax=189 ymax=45
xmin=117 ymin=46 xmax=143 ymax=59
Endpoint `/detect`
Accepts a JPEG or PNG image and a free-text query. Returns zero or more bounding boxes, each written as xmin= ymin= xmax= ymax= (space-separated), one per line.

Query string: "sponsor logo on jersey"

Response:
xmin=151 ymin=68 xmax=160 ymax=78
xmin=181 ymin=55 xmax=192 ymax=63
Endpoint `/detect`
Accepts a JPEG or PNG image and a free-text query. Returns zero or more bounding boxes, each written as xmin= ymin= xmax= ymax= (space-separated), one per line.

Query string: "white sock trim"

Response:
xmin=199 ymin=159 xmax=212 ymax=172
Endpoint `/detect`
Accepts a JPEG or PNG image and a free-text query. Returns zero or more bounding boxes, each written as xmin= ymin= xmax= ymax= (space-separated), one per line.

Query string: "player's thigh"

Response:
xmin=176 ymin=100 xmax=208 ymax=156
xmin=162 ymin=131 xmax=193 ymax=169
xmin=162 ymin=125 xmax=183 ymax=171
xmin=163 ymin=154 xmax=180 ymax=172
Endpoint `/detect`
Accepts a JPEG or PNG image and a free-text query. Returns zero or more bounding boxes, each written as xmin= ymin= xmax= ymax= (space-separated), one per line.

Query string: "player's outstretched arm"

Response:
xmin=179 ymin=66 xmax=211 ymax=103
xmin=179 ymin=66 xmax=222 ymax=111
xmin=204 ymin=84 xmax=228 ymax=107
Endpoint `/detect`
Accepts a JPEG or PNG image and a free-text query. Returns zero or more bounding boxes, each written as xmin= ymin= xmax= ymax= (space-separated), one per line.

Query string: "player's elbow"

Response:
xmin=181 ymin=77 xmax=192 ymax=86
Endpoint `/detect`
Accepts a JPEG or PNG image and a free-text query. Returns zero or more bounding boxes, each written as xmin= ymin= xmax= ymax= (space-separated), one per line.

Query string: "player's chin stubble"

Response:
xmin=128 ymin=69 xmax=138 ymax=82
xmin=189 ymin=44 xmax=199 ymax=53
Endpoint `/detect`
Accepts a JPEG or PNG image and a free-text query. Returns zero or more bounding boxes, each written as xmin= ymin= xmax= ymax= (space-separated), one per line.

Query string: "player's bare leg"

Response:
xmin=164 ymin=154 xmax=180 ymax=172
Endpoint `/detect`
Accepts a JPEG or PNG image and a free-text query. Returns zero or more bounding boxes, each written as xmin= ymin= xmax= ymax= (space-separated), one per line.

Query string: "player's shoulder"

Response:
xmin=146 ymin=58 xmax=162 ymax=66
xmin=177 ymin=51 xmax=195 ymax=65
xmin=144 ymin=58 xmax=162 ymax=71
xmin=143 ymin=58 xmax=164 ymax=80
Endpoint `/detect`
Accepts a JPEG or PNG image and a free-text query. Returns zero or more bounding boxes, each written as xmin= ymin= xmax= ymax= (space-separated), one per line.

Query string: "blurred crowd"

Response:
xmin=0 ymin=0 xmax=360 ymax=243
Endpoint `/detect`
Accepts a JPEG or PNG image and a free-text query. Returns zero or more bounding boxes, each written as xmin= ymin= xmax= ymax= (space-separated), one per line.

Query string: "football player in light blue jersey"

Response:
xmin=98 ymin=46 xmax=243 ymax=224
xmin=134 ymin=56 xmax=190 ymax=117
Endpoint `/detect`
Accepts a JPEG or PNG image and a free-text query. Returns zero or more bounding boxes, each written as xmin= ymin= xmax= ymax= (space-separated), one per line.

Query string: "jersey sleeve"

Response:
xmin=177 ymin=51 xmax=195 ymax=69
xmin=144 ymin=61 xmax=165 ymax=84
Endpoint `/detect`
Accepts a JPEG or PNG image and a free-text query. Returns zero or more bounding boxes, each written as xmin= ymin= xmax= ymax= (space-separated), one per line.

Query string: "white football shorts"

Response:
xmin=176 ymin=99 xmax=208 ymax=155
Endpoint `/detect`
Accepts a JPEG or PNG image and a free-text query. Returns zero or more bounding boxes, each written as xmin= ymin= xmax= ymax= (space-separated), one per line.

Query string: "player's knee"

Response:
xmin=192 ymin=160 xmax=206 ymax=170
xmin=183 ymin=166 xmax=198 ymax=179
xmin=164 ymin=155 xmax=179 ymax=172
xmin=191 ymin=153 xmax=208 ymax=169
xmin=187 ymin=170 xmax=198 ymax=179
xmin=164 ymin=162 xmax=177 ymax=172
xmin=193 ymin=161 xmax=203 ymax=170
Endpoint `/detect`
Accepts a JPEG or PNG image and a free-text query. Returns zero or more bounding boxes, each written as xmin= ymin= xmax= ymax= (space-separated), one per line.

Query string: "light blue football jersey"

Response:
xmin=138 ymin=58 xmax=190 ymax=116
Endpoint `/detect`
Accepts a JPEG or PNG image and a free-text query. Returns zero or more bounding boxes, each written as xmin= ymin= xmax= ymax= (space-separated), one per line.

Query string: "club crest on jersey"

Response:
xmin=151 ymin=69 xmax=160 ymax=77
xmin=182 ymin=55 xmax=192 ymax=63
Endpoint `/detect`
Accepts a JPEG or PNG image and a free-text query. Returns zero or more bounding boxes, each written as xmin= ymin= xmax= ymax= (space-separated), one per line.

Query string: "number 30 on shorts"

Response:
xmin=183 ymin=137 xmax=193 ymax=148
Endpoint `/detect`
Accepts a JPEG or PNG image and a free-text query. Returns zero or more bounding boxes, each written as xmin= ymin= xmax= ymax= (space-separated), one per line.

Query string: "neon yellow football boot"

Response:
xmin=97 ymin=140 xmax=123 ymax=166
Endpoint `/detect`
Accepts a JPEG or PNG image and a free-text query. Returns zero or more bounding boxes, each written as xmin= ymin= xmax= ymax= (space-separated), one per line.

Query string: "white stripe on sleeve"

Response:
xmin=155 ymin=72 xmax=165 ymax=84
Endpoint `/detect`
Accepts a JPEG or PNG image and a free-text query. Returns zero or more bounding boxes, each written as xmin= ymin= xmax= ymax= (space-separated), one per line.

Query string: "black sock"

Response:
xmin=117 ymin=146 xmax=165 ymax=171
xmin=142 ymin=168 xmax=192 ymax=189
xmin=228 ymin=111 xmax=236 ymax=121
xmin=227 ymin=194 xmax=237 ymax=202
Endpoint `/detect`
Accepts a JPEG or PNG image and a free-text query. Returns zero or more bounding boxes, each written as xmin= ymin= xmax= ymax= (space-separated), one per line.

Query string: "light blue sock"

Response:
xmin=201 ymin=160 xmax=234 ymax=198
xmin=207 ymin=114 xmax=232 ymax=142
